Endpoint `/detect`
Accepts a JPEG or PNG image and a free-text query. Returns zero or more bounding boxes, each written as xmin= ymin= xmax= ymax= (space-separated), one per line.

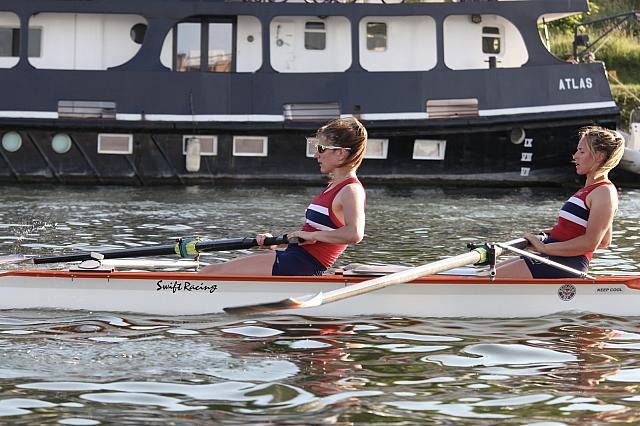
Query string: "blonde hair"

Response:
xmin=579 ymin=126 xmax=625 ymax=174
xmin=316 ymin=117 xmax=368 ymax=171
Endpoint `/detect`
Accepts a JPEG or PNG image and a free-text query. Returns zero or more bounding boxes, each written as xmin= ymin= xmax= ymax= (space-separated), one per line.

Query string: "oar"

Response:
xmin=223 ymin=237 xmax=533 ymax=315
xmin=31 ymin=235 xmax=290 ymax=265
xmin=0 ymin=254 xmax=32 ymax=265
xmin=495 ymin=242 xmax=595 ymax=280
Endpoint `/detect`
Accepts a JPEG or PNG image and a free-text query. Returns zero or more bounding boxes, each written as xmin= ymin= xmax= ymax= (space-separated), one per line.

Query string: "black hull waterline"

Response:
xmin=1 ymin=114 xmax=629 ymax=187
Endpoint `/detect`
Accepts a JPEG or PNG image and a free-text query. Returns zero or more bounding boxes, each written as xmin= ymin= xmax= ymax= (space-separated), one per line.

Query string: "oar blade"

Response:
xmin=224 ymin=292 xmax=323 ymax=315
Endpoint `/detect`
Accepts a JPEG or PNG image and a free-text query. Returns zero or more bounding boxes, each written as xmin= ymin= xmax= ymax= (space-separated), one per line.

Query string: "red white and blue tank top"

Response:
xmin=549 ymin=181 xmax=612 ymax=260
xmin=301 ymin=176 xmax=364 ymax=268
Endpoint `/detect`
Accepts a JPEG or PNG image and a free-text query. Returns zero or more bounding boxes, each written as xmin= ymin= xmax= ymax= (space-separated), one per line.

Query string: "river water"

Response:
xmin=1 ymin=184 xmax=639 ymax=425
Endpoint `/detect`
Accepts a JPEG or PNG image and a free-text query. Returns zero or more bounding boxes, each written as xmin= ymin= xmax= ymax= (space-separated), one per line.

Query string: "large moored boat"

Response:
xmin=0 ymin=0 xmax=621 ymax=185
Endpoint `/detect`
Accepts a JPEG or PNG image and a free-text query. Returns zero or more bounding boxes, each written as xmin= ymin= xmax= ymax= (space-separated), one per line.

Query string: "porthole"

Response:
xmin=1 ymin=132 xmax=22 ymax=152
xmin=130 ymin=23 xmax=147 ymax=44
xmin=51 ymin=133 xmax=72 ymax=154
xmin=510 ymin=127 xmax=526 ymax=145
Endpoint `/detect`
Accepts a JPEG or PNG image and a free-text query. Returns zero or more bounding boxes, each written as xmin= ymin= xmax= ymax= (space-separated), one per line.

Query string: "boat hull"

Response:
xmin=0 ymin=0 xmax=625 ymax=186
xmin=2 ymin=271 xmax=639 ymax=317
xmin=3 ymin=119 xmax=633 ymax=187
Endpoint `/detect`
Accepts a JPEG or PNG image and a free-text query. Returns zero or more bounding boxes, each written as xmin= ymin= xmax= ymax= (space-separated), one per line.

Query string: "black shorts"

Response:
xmin=272 ymin=244 xmax=327 ymax=276
xmin=522 ymin=236 xmax=589 ymax=279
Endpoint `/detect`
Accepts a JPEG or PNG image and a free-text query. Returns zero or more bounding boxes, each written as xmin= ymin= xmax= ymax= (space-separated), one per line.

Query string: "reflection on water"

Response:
xmin=1 ymin=312 xmax=640 ymax=424
xmin=0 ymin=185 xmax=639 ymax=423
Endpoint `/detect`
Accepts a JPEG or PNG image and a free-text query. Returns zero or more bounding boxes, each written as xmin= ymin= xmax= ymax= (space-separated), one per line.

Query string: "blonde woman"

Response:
xmin=200 ymin=117 xmax=368 ymax=276
xmin=497 ymin=126 xmax=625 ymax=278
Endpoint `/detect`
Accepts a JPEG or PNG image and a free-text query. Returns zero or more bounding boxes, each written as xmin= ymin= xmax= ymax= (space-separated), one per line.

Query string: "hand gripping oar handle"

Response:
xmin=33 ymin=235 xmax=290 ymax=264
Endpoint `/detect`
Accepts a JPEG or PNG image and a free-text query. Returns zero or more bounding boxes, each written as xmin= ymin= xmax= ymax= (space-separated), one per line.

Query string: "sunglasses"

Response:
xmin=316 ymin=143 xmax=352 ymax=154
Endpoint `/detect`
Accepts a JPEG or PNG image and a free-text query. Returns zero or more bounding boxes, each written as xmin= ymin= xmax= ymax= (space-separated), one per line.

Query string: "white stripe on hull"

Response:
xmin=0 ymin=101 xmax=618 ymax=123
xmin=1 ymin=272 xmax=638 ymax=317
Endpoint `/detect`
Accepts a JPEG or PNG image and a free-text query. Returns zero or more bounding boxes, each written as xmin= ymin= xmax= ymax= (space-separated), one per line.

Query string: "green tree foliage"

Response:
xmin=545 ymin=1 xmax=640 ymax=129
xmin=547 ymin=1 xmax=640 ymax=82
xmin=611 ymin=84 xmax=640 ymax=130
xmin=544 ymin=1 xmax=599 ymax=35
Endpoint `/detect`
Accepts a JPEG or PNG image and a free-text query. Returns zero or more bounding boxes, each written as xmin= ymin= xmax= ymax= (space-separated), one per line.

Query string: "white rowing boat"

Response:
xmin=1 ymin=235 xmax=637 ymax=318
xmin=1 ymin=269 xmax=638 ymax=318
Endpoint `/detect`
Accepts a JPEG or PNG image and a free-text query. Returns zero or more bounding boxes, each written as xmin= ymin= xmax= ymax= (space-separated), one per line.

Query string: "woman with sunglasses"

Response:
xmin=200 ymin=117 xmax=368 ymax=276
xmin=496 ymin=126 xmax=625 ymax=278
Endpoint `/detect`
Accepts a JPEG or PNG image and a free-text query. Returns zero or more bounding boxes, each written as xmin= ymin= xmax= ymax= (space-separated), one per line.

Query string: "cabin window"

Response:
xmin=413 ymin=139 xmax=446 ymax=160
xmin=176 ymin=22 xmax=201 ymax=72
xmin=482 ymin=26 xmax=501 ymax=54
xmin=306 ymin=137 xmax=318 ymax=157
xmin=364 ymin=138 xmax=389 ymax=159
xmin=233 ymin=136 xmax=268 ymax=157
xmin=0 ymin=28 xmax=19 ymax=57
xmin=28 ymin=28 xmax=42 ymax=57
xmin=182 ymin=135 xmax=218 ymax=156
xmin=208 ymin=22 xmax=233 ymax=72
xmin=0 ymin=28 xmax=41 ymax=57
xmin=304 ymin=22 xmax=326 ymax=50
xmin=366 ymin=23 xmax=387 ymax=52
xmin=175 ymin=19 xmax=234 ymax=72
xmin=98 ymin=134 xmax=133 ymax=155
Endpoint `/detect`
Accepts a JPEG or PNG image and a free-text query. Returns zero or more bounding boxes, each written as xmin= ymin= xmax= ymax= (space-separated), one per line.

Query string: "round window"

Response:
xmin=130 ymin=23 xmax=147 ymax=44
xmin=1 ymin=132 xmax=22 ymax=152
xmin=510 ymin=127 xmax=526 ymax=145
xmin=51 ymin=133 xmax=72 ymax=154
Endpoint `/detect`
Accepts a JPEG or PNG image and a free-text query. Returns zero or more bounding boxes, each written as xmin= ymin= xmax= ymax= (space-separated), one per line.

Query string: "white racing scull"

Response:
xmin=1 ymin=235 xmax=637 ymax=318
xmin=0 ymin=269 xmax=638 ymax=317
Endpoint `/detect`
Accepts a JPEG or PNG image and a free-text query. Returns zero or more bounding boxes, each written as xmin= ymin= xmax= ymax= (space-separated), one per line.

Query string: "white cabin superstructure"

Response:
xmin=0 ymin=11 xmax=534 ymax=73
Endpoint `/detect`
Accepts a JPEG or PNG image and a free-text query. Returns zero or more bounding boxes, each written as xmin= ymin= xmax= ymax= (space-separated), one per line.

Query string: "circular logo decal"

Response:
xmin=558 ymin=284 xmax=576 ymax=301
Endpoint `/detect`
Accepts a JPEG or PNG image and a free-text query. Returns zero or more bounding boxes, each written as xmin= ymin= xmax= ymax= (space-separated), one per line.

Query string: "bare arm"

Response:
xmin=289 ymin=183 xmax=365 ymax=245
xmin=526 ymin=185 xmax=617 ymax=256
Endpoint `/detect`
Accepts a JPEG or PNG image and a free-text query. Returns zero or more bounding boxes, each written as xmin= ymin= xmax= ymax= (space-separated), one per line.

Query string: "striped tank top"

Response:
xmin=301 ymin=176 xmax=364 ymax=268
xmin=549 ymin=181 xmax=612 ymax=260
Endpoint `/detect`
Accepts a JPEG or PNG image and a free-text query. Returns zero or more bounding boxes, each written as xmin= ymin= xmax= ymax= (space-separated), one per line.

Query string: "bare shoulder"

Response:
xmin=339 ymin=181 xmax=365 ymax=195
xmin=336 ymin=182 xmax=366 ymax=204
xmin=588 ymin=183 xmax=618 ymax=208
xmin=595 ymin=183 xmax=618 ymax=198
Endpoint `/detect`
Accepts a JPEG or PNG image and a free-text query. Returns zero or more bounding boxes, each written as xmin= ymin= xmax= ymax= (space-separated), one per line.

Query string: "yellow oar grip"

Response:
xmin=175 ymin=238 xmax=201 ymax=257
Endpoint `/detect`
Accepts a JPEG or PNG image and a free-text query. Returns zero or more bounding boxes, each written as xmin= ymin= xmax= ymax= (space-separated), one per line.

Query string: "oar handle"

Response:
xmin=501 ymin=233 xmax=546 ymax=250
xmin=194 ymin=235 xmax=290 ymax=252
